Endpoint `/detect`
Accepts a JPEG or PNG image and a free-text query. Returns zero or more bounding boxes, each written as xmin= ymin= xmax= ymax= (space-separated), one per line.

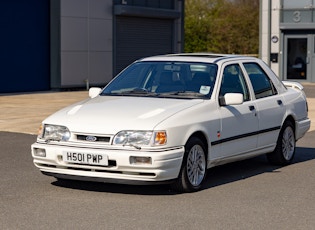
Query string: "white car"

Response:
xmin=31 ymin=53 xmax=311 ymax=192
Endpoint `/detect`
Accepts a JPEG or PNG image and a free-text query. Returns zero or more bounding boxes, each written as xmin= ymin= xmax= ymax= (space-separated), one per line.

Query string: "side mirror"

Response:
xmin=89 ymin=87 xmax=102 ymax=98
xmin=219 ymin=93 xmax=244 ymax=106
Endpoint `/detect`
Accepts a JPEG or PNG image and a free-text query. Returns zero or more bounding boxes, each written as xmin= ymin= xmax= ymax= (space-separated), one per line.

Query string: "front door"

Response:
xmin=284 ymin=34 xmax=315 ymax=82
xmin=215 ymin=64 xmax=259 ymax=159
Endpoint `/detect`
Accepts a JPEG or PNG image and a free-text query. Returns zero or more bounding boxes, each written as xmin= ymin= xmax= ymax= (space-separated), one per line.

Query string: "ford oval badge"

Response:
xmin=86 ymin=136 xmax=97 ymax=142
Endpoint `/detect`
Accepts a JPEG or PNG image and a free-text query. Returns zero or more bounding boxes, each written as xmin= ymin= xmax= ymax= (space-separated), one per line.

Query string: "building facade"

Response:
xmin=260 ymin=0 xmax=315 ymax=83
xmin=0 ymin=0 xmax=184 ymax=93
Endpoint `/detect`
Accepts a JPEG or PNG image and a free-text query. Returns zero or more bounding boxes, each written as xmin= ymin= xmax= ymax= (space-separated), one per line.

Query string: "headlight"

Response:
xmin=113 ymin=130 xmax=167 ymax=147
xmin=39 ymin=124 xmax=71 ymax=142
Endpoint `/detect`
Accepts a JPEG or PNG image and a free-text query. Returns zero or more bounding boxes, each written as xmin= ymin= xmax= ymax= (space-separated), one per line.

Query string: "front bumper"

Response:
xmin=31 ymin=142 xmax=184 ymax=184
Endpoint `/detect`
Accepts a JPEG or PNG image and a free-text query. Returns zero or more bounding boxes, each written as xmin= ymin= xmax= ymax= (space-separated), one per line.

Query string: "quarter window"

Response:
xmin=243 ymin=63 xmax=277 ymax=99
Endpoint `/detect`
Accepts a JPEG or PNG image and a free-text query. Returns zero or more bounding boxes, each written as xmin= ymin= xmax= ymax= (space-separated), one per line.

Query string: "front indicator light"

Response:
xmin=130 ymin=156 xmax=152 ymax=165
xmin=154 ymin=131 xmax=167 ymax=145
xmin=38 ymin=124 xmax=43 ymax=137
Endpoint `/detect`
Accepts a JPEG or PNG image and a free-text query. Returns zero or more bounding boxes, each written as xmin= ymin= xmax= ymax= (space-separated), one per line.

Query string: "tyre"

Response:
xmin=171 ymin=137 xmax=207 ymax=193
xmin=267 ymin=120 xmax=296 ymax=165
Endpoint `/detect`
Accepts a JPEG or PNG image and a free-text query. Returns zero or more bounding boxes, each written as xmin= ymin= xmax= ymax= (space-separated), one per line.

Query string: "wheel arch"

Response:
xmin=188 ymin=131 xmax=209 ymax=158
xmin=283 ymin=115 xmax=296 ymax=131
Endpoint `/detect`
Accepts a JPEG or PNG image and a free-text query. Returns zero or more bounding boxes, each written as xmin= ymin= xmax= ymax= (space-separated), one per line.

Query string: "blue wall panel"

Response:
xmin=0 ymin=0 xmax=50 ymax=93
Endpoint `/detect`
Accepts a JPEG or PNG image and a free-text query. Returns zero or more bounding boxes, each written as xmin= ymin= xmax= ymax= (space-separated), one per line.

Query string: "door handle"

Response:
xmin=249 ymin=105 xmax=255 ymax=111
xmin=277 ymin=100 xmax=283 ymax=105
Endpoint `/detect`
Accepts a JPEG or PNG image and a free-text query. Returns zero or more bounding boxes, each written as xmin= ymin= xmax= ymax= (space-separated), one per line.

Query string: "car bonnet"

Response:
xmin=43 ymin=96 xmax=204 ymax=134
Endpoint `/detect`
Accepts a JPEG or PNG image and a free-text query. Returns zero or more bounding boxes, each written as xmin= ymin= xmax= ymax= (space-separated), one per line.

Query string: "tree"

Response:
xmin=184 ymin=0 xmax=213 ymax=52
xmin=184 ymin=0 xmax=259 ymax=55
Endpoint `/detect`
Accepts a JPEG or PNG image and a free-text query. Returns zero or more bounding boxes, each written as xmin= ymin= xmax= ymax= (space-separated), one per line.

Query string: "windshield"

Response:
xmin=101 ymin=61 xmax=218 ymax=99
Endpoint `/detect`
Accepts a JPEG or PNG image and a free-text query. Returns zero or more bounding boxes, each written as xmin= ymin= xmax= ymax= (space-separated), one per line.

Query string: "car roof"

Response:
xmin=139 ymin=53 xmax=258 ymax=64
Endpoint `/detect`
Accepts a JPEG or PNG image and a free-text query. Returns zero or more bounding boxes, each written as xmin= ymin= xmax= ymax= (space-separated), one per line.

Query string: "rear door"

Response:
xmin=242 ymin=62 xmax=285 ymax=149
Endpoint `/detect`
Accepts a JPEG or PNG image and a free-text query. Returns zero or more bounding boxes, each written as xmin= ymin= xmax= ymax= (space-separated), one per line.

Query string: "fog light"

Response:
xmin=130 ymin=156 xmax=152 ymax=165
xmin=34 ymin=148 xmax=46 ymax=157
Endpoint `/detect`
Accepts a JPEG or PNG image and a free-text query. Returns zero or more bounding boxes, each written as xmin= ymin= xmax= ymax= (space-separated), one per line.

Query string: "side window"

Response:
xmin=220 ymin=64 xmax=250 ymax=101
xmin=243 ymin=63 xmax=277 ymax=99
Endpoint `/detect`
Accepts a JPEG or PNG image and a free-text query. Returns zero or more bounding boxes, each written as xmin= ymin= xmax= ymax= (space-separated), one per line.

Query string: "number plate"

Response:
xmin=62 ymin=151 xmax=108 ymax=166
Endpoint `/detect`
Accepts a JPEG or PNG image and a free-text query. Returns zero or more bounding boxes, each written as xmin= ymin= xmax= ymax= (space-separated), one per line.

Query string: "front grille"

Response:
xmin=76 ymin=135 xmax=110 ymax=143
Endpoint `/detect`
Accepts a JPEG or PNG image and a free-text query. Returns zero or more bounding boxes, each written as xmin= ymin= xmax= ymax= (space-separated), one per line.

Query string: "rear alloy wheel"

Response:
xmin=171 ymin=137 xmax=207 ymax=193
xmin=267 ymin=120 xmax=296 ymax=165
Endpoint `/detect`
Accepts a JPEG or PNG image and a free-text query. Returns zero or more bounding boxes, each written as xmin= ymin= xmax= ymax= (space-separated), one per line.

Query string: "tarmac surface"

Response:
xmin=1 ymin=85 xmax=315 ymax=230
xmin=0 ymin=84 xmax=314 ymax=135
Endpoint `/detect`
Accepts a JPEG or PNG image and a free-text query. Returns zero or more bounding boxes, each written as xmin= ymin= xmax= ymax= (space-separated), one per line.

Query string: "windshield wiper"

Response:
xmin=159 ymin=91 xmax=207 ymax=98
xmin=101 ymin=90 xmax=207 ymax=98
xmin=101 ymin=88 xmax=159 ymax=97
xmin=126 ymin=88 xmax=150 ymax=94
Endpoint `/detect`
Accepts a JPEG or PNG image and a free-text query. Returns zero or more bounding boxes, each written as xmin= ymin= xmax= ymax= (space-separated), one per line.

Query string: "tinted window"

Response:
xmin=220 ymin=64 xmax=250 ymax=101
xmin=243 ymin=63 xmax=277 ymax=99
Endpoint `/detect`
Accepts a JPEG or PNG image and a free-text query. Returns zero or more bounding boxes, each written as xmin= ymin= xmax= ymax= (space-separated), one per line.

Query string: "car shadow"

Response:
xmin=203 ymin=146 xmax=315 ymax=190
xmin=51 ymin=146 xmax=315 ymax=195
xmin=52 ymin=179 xmax=176 ymax=195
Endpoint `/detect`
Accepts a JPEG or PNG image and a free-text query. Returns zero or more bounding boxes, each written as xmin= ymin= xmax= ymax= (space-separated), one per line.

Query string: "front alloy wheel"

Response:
xmin=187 ymin=144 xmax=206 ymax=187
xmin=171 ymin=137 xmax=207 ymax=192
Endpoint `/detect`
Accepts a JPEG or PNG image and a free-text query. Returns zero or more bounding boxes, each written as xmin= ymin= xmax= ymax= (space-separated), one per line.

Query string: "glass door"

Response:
xmin=284 ymin=36 xmax=308 ymax=80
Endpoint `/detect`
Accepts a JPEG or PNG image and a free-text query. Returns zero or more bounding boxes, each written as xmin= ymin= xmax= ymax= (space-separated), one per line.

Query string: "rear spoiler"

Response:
xmin=282 ymin=81 xmax=304 ymax=91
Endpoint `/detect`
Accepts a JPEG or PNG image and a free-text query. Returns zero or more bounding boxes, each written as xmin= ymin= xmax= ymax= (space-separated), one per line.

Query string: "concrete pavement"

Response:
xmin=0 ymin=85 xmax=314 ymax=135
xmin=0 ymin=91 xmax=88 ymax=135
